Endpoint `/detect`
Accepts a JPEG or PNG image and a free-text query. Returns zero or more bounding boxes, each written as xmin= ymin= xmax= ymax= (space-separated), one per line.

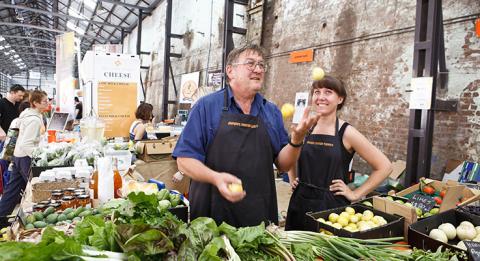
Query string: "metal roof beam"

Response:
xmin=0 ymin=22 xmax=118 ymax=42
xmin=9 ymin=45 xmax=55 ymax=52
xmin=0 ymin=3 xmax=129 ymax=29
xmin=0 ymin=35 xmax=56 ymax=44
xmin=97 ymin=0 xmax=152 ymax=12
xmin=15 ymin=52 xmax=55 ymax=58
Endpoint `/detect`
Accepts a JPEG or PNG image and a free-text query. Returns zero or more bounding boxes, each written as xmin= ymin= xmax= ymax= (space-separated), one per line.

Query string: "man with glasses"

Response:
xmin=173 ymin=44 xmax=318 ymax=227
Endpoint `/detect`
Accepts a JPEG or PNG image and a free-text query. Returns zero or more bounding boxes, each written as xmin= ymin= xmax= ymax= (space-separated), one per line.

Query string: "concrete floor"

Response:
xmin=276 ymin=179 xmax=293 ymax=226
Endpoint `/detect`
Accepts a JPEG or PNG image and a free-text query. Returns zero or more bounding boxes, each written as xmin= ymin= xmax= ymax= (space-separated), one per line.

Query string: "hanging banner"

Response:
xmin=81 ymin=51 xmax=141 ymax=138
xmin=56 ymin=32 xmax=76 ymax=116
xmin=97 ymin=82 xmax=138 ymax=137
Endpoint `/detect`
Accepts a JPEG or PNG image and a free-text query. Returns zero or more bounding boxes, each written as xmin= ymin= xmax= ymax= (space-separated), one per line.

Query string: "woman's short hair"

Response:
xmin=135 ymin=103 xmax=153 ymax=121
xmin=310 ymin=76 xmax=347 ymax=110
xmin=29 ymin=90 xmax=47 ymax=108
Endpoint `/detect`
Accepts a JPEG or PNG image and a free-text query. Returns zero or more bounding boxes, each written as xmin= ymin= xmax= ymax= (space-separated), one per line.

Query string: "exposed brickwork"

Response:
xmin=132 ymin=0 xmax=480 ymax=179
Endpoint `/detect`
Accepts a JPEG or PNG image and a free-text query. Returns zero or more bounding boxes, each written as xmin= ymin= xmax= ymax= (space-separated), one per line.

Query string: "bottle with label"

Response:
xmin=113 ymin=158 xmax=123 ymax=198
xmin=89 ymin=160 xmax=98 ymax=199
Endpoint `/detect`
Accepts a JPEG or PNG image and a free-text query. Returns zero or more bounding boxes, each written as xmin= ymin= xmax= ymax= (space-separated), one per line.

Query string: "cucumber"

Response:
xmin=43 ymin=206 xmax=55 ymax=216
xmin=66 ymin=212 xmax=76 ymax=220
xmin=33 ymin=221 xmax=47 ymax=228
xmin=57 ymin=214 xmax=67 ymax=222
xmin=62 ymin=208 xmax=74 ymax=215
xmin=25 ymin=223 xmax=35 ymax=230
xmin=26 ymin=214 xmax=36 ymax=224
xmin=73 ymin=207 xmax=84 ymax=217
xmin=33 ymin=212 xmax=44 ymax=221
xmin=46 ymin=213 xmax=59 ymax=224
xmin=79 ymin=210 xmax=92 ymax=217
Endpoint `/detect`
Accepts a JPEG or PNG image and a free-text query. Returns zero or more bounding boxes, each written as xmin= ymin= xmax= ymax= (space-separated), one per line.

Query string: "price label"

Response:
xmin=409 ymin=194 xmax=436 ymax=213
xmin=464 ymin=240 xmax=480 ymax=261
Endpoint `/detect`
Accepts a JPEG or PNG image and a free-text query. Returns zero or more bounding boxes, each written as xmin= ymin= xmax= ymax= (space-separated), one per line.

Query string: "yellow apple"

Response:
xmin=228 ymin=183 xmax=243 ymax=193
xmin=281 ymin=103 xmax=295 ymax=119
xmin=311 ymin=67 xmax=325 ymax=81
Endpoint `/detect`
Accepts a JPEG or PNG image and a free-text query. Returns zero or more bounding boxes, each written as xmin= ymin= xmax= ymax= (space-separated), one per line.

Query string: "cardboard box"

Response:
xmin=372 ymin=196 xmax=417 ymax=238
xmin=307 ymin=204 xmax=404 ymax=239
xmin=136 ymin=136 xmax=178 ymax=162
xmin=396 ymin=178 xmax=465 ymax=213
xmin=445 ymin=180 xmax=480 ymax=206
xmin=134 ymin=159 xmax=190 ymax=195
xmin=408 ymin=209 xmax=480 ymax=254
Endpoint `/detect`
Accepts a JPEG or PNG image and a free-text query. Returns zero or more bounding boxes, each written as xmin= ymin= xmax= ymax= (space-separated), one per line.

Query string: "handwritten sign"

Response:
xmin=288 ymin=49 xmax=314 ymax=63
xmin=409 ymin=194 xmax=435 ymax=213
xmin=464 ymin=240 xmax=480 ymax=261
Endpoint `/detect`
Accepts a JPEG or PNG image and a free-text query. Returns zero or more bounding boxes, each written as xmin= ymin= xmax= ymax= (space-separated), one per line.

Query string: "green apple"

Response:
xmin=416 ymin=208 xmax=422 ymax=216
xmin=386 ymin=196 xmax=394 ymax=201
xmin=404 ymin=202 xmax=413 ymax=208
xmin=362 ymin=201 xmax=373 ymax=207
xmin=395 ymin=200 xmax=404 ymax=204
xmin=429 ymin=208 xmax=439 ymax=215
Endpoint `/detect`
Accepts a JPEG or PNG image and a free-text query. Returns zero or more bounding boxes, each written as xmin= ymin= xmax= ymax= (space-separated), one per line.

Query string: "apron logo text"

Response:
xmin=306 ymin=141 xmax=334 ymax=147
xmin=227 ymin=121 xmax=259 ymax=129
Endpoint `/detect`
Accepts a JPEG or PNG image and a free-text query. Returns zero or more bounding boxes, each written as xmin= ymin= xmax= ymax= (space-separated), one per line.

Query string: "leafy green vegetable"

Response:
xmin=115 ymin=223 xmax=174 ymax=260
xmin=178 ymin=217 xmax=219 ymax=260
xmin=73 ymin=216 xmax=119 ymax=252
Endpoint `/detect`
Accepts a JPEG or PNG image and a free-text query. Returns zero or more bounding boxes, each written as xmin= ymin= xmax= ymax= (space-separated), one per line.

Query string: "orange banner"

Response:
xmin=97 ymin=81 xmax=137 ymax=138
xmin=289 ymin=49 xmax=314 ymax=63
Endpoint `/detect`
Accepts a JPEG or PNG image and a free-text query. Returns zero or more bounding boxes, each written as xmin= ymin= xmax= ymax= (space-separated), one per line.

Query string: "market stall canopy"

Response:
xmin=0 ymin=0 xmax=163 ymax=75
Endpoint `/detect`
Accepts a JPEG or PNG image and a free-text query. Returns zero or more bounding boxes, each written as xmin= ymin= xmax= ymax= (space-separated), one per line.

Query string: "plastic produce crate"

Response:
xmin=408 ymin=209 xmax=480 ymax=257
xmin=307 ymin=204 xmax=404 ymax=239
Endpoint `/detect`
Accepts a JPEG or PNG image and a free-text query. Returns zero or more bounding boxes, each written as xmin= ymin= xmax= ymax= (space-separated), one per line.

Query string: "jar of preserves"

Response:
xmin=51 ymin=192 xmax=63 ymax=201
xmin=40 ymin=200 xmax=50 ymax=206
xmin=48 ymin=202 xmax=62 ymax=211
xmin=74 ymin=189 xmax=85 ymax=195
xmin=32 ymin=204 xmax=47 ymax=212
xmin=61 ymin=196 xmax=75 ymax=210
xmin=51 ymin=189 xmax=63 ymax=194
xmin=64 ymin=188 xmax=76 ymax=196
xmin=77 ymin=194 xmax=91 ymax=208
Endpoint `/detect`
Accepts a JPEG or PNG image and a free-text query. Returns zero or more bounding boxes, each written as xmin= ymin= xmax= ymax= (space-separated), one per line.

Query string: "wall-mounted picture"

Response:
xmin=179 ymin=72 xmax=200 ymax=104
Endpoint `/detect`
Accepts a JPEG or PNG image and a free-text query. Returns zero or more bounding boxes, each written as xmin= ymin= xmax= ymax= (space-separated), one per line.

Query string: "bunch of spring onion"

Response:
xmin=268 ymin=228 xmax=412 ymax=261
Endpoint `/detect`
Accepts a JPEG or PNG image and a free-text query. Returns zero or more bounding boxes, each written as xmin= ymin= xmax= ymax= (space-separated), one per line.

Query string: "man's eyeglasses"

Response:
xmin=232 ymin=60 xmax=268 ymax=72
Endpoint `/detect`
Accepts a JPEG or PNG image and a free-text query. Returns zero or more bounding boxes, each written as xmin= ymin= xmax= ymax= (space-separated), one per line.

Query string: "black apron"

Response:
xmin=189 ymin=88 xmax=278 ymax=227
xmin=285 ymin=118 xmax=354 ymax=231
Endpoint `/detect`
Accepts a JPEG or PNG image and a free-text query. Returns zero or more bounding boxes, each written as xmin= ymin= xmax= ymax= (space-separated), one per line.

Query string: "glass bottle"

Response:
xmin=113 ymin=158 xmax=123 ymax=198
xmin=90 ymin=160 xmax=98 ymax=199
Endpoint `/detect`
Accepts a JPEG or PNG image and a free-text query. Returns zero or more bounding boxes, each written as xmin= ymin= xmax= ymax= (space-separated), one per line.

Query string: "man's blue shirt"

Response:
xmin=172 ymin=87 xmax=288 ymax=163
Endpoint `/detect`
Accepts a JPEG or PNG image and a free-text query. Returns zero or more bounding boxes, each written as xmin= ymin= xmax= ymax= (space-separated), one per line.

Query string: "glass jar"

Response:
xmin=51 ymin=189 xmax=63 ymax=194
xmin=74 ymin=188 xmax=85 ymax=195
xmin=63 ymin=188 xmax=76 ymax=196
xmin=61 ymin=196 xmax=75 ymax=210
xmin=51 ymin=192 xmax=63 ymax=201
xmin=33 ymin=204 xmax=47 ymax=212
xmin=48 ymin=202 xmax=62 ymax=212
xmin=77 ymin=194 xmax=91 ymax=208
xmin=40 ymin=200 xmax=50 ymax=206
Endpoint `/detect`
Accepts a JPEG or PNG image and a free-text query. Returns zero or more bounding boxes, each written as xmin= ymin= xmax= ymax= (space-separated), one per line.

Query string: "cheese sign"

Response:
xmin=464 ymin=240 xmax=480 ymax=261
xmin=410 ymin=194 xmax=435 ymax=213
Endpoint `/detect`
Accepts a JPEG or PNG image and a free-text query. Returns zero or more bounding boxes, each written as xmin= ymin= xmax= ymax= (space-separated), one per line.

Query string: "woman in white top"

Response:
xmin=129 ymin=103 xmax=153 ymax=141
xmin=0 ymin=90 xmax=48 ymax=216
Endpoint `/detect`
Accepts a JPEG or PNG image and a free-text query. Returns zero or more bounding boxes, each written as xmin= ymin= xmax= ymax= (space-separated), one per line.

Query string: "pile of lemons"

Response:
xmin=316 ymin=207 xmax=388 ymax=232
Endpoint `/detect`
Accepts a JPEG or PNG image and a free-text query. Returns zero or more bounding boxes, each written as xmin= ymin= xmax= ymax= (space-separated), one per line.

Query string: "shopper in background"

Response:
xmin=285 ymin=76 xmax=392 ymax=231
xmin=129 ymin=103 xmax=153 ymax=141
xmin=173 ymin=44 xmax=319 ymax=227
xmin=0 ymin=84 xmax=25 ymax=143
xmin=74 ymin=97 xmax=83 ymax=120
xmin=0 ymin=90 xmax=48 ymax=216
